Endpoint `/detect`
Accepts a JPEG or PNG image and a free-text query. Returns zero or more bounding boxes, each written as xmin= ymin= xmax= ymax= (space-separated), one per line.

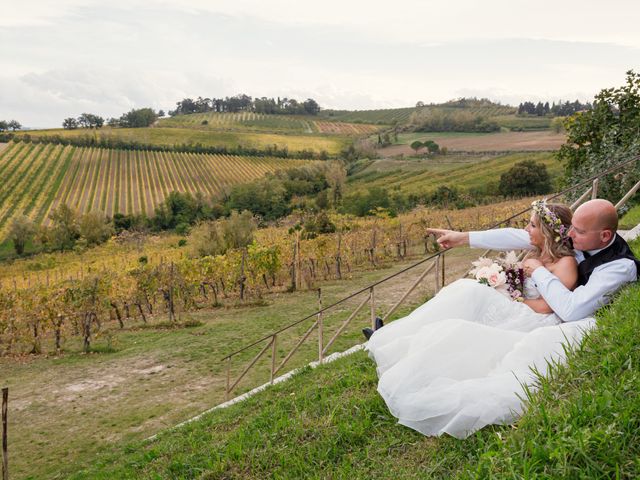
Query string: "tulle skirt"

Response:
xmin=366 ymin=279 xmax=595 ymax=439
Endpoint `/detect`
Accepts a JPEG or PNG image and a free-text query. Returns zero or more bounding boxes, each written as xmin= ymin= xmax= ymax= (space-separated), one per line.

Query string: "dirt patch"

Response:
xmin=381 ymin=131 xmax=566 ymax=155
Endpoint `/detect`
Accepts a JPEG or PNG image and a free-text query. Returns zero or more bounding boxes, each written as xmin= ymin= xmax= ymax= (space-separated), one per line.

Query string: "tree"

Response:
xmin=410 ymin=140 xmax=423 ymax=154
xmin=325 ymin=161 xmax=347 ymax=205
xmin=63 ymin=117 xmax=79 ymax=129
xmin=77 ymin=113 xmax=104 ymax=129
xmin=79 ymin=211 xmax=114 ymax=246
xmin=49 ymin=204 xmax=80 ymax=250
xmin=0 ymin=120 xmax=8 ymax=132
xmin=499 ymin=160 xmax=552 ymax=197
xmin=8 ymin=120 xmax=21 ymax=131
xmin=424 ymin=140 xmax=440 ymax=154
xmin=8 ymin=215 xmax=35 ymax=255
xmin=303 ymin=98 xmax=320 ymax=115
xmin=558 ymin=70 xmax=640 ymax=202
xmin=118 ymin=108 xmax=158 ymax=128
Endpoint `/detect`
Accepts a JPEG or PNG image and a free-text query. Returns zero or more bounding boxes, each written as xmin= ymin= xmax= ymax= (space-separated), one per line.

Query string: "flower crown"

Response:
xmin=531 ymin=200 xmax=570 ymax=244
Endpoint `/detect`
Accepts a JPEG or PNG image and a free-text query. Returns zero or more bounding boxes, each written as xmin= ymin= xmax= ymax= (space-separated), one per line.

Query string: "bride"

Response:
xmin=366 ymin=201 xmax=596 ymax=439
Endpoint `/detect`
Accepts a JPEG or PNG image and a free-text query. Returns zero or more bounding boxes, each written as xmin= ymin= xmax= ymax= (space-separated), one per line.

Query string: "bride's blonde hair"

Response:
xmin=530 ymin=202 xmax=574 ymax=262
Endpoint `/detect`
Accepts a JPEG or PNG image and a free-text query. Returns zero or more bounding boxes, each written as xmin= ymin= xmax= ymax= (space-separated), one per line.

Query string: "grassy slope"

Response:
xmin=347 ymin=152 xmax=564 ymax=196
xmin=64 ymin=239 xmax=640 ymax=479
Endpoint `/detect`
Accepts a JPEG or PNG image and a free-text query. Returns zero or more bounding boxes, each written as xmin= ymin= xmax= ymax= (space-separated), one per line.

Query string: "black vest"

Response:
xmin=577 ymin=234 xmax=640 ymax=286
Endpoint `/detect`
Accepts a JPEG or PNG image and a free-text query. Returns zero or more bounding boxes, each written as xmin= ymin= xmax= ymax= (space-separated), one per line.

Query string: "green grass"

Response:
xmin=493 ymin=115 xmax=552 ymax=131
xmin=62 ymin=240 xmax=640 ymax=479
xmin=620 ymin=203 xmax=640 ymax=230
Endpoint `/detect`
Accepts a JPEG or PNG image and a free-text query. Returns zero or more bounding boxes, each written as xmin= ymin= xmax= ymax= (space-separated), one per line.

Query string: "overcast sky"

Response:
xmin=1 ymin=0 xmax=639 ymax=128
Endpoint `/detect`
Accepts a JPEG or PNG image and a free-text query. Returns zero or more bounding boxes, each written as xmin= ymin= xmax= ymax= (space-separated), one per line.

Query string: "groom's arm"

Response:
xmin=469 ymin=228 xmax=532 ymax=251
xmin=531 ymin=260 xmax=637 ymax=322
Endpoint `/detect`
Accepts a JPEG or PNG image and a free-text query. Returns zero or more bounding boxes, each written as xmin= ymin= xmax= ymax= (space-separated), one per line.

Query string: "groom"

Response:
xmin=428 ymin=199 xmax=639 ymax=322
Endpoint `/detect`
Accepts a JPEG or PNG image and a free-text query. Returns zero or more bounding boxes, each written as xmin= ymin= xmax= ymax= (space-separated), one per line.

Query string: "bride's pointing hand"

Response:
xmin=522 ymin=258 xmax=543 ymax=277
xmin=425 ymin=228 xmax=469 ymax=249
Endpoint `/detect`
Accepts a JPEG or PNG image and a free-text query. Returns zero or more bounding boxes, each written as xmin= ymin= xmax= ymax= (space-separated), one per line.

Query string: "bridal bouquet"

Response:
xmin=469 ymin=251 xmax=525 ymax=302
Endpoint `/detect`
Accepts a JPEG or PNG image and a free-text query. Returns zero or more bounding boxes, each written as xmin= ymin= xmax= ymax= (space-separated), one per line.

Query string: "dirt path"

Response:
xmin=381 ymin=131 xmax=566 ymax=156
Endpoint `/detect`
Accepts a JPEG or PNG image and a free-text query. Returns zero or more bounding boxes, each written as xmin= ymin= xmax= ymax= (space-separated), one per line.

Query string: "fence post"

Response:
xmin=370 ymin=287 xmax=376 ymax=329
xmin=317 ymin=289 xmax=323 ymax=364
xmin=441 ymin=252 xmax=446 ymax=289
xmin=225 ymin=358 xmax=231 ymax=401
xmin=591 ymin=178 xmax=599 ymax=199
xmin=434 ymin=254 xmax=441 ymax=293
xmin=270 ymin=335 xmax=277 ymax=384
xmin=2 ymin=387 xmax=7 ymax=480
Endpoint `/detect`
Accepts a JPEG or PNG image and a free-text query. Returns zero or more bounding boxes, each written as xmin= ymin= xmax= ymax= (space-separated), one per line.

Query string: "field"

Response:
xmin=347 ymin=151 xmax=564 ymax=196
xmin=382 ymin=130 xmax=566 ymax=154
xmin=0 ymin=142 xmax=314 ymax=239
xmin=159 ymin=112 xmax=381 ymax=135
xmin=15 ymin=126 xmax=349 ymax=155
xmin=322 ymin=104 xmax=516 ymax=125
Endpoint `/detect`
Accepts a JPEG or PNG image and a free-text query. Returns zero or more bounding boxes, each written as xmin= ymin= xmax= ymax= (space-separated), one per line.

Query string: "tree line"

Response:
xmin=168 ymin=94 xmax=321 ymax=116
xmin=0 ymin=120 xmax=22 ymax=131
xmin=517 ymin=100 xmax=592 ymax=116
xmin=62 ymin=108 xmax=163 ymax=130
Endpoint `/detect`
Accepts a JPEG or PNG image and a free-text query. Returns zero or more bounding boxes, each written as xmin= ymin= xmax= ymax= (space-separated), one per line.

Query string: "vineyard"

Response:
xmin=0 ymin=142 xmax=314 ymax=239
xmin=158 ymin=112 xmax=381 ymax=135
xmin=321 ymin=104 xmax=517 ymax=125
xmin=347 ymin=152 xmax=563 ymax=196
xmin=0 ymin=199 xmax=534 ymax=357
xmin=15 ymin=127 xmax=348 ymax=155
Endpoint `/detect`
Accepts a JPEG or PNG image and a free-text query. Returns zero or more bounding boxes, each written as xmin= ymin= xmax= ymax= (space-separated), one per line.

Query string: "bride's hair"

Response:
xmin=531 ymin=203 xmax=574 ymax=262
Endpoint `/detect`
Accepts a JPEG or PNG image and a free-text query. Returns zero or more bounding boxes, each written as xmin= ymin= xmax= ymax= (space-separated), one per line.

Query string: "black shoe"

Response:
xmin=375 ymin=317 xmax=384 ymax=330
xmin=362 ymin=328 xmax=375 ymax=340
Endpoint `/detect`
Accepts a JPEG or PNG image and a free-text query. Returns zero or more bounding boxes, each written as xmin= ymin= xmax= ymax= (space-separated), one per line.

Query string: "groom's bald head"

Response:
xmin=574 ymin=199 xmax=618 ymax=231
xmin=570 ymin=199 xmax=618 ymax=251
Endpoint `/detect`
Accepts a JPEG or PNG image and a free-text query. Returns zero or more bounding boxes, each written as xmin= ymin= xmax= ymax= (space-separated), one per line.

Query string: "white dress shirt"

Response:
xmin=469 ymin=228 xmax=638 ymax=322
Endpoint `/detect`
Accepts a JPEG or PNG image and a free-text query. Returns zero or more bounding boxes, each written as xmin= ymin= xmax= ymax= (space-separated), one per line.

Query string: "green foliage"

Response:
xmin=558 ymin=70 xmax=640 ymax=202
xmin=227 ymin=178 xmax=290 ymax=221
xmin=153 ymin=192 xmax=219 ymax=231
xmin=190 ymin=210 xmax=257 ymax=257
xmin=118 ymin=108 xmax=158 ymax=128
xmin=78 ymin=211 xmax=114 ymax=247
xmin=301 ymin=212 xmax=336 ymax=239
xmin=410 ymin=109 xmax=500 ymax=133
xmin=343 ymin=187 xmax=396 ymax=217
xmin=498 ymin=160 xmax=552 ymax=197
xmin=8 ymin=215 xmax=35 ymax=255
xmin=410 ymin=140 xmax=423 ymax=153
xmin=48 ymin=204 xmax=81 ymax=251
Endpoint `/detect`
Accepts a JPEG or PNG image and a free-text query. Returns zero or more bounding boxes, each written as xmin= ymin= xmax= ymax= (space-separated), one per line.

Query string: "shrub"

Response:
xmin=499 ymin=160 xmax=552 ymax=197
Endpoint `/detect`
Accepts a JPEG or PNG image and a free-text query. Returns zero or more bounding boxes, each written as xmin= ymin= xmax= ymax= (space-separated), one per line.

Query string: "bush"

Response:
xmin=499 ymin=160 xmax=552 ymax=197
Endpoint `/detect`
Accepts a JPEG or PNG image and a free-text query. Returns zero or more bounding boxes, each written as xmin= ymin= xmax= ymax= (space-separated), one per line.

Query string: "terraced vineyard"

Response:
xmin=158 ymin=112 xmax=381 ymax=135
xmin=0 ymin=142 xmax=313 ymax=238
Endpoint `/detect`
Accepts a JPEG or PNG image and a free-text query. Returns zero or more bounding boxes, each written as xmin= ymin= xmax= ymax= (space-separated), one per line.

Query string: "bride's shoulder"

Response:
xmin=549 ymin=255 xmax=578 ymax=271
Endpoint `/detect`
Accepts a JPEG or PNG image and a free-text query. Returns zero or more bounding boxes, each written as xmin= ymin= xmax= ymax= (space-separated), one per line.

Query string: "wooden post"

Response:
xmin=435 ymin=254 xmax=441 ymax=293
xmin=2 ymin=387 xmax=7 ymax=480
xmin=317 ymin=289 xmax=323 ymax=364
xmin=270 ymin=335 xmax=277 ymax=384
xmin=441 ymin=252 xmax=446 ymax=288
xmin=225 ymin=358 xmax=231 ymax=401
xmin=591 ymin=178 xmax=599 ymax=199
xmin=370 ymin=287 xmax=376 ymax=330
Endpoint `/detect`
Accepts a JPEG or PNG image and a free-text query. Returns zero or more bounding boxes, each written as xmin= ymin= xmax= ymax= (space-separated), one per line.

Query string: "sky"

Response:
xmin=1 ymin=0 xmax=639 ymax=128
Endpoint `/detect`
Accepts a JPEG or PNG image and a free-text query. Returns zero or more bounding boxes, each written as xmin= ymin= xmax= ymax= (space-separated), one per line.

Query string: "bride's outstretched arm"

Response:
xmin=426 ymin=228 xmax=532 ymax=251
xmin=523 ymin=298 xmax=553 ymax=314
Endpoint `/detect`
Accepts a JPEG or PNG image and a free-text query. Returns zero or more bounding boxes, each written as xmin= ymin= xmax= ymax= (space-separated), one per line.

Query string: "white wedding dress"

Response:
xmin=366 ymin=278 xmax=595 ymax=439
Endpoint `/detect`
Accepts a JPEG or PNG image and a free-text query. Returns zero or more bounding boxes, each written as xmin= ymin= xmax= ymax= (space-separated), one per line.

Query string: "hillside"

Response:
xmin=62 ymin=243 xmax=640 ymax=479
xmin=0 ymin=141 xmax=314 ymax=240
xmin=347 ymin=151 xmax=563 ymax=197
xmin=158 ymin=111 xmax=381 ymax=135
